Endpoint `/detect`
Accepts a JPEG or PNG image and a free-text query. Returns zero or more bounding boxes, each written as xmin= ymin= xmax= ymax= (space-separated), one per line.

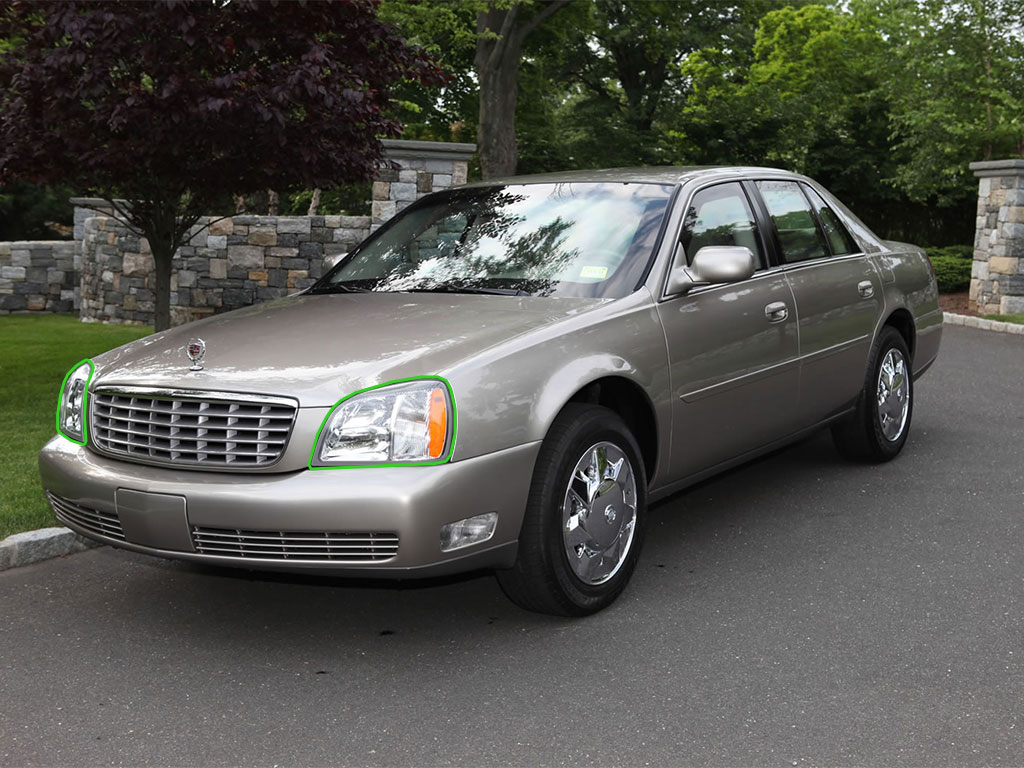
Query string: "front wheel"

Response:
xmin=831 ymin=326 xmax=913 ymax=463
xmin=497 ymin=404 xmax=647 ymax=616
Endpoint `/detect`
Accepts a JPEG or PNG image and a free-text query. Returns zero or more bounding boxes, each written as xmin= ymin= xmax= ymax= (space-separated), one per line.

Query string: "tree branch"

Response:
xmin=486 ymin=4 xmax=521 ymax=73
xmin=518 ymin=0 xmax=572 ymax=41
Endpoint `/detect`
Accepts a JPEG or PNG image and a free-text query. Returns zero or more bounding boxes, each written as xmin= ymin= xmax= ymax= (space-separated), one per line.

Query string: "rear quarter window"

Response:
xmin=802 ymin=185 xmax=860 ymax=256
xmin=755 ymin=180 xmax=830 ymax=264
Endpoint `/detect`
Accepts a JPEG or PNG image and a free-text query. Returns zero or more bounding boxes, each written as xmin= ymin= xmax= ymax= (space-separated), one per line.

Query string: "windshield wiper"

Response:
xmin=401 ymin=285 xmax=531 ymax=297
xmin=311 ymin=282 xmax=370 ymax=294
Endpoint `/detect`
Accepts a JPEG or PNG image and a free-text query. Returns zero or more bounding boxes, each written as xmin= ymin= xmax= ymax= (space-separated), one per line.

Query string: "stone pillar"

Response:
xmin=969 ymin=159 xmax=1024 ymax=315
xmin=70 ymin=197 xmax=117 ymax=242
xmin=373 ymin=139 xmax=476 ymax=232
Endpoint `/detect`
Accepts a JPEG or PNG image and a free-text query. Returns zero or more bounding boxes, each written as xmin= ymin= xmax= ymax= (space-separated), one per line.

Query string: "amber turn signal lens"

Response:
xmin=428 ymin=387 xmax=447 ymax=458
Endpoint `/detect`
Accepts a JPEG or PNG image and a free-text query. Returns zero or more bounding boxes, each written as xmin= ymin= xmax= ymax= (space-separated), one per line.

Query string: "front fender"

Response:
xmin=443 ymin=290 xmax=672 ymax=484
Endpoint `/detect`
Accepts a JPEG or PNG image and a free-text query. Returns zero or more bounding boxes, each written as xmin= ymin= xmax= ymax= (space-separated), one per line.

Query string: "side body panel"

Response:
xmin=875 ymin=245 xmax=944 ymax=376
xmin=656 ymin=274 xmax=800 ymax=478
xmin=783 ymin=255 xmax=884 ymax=425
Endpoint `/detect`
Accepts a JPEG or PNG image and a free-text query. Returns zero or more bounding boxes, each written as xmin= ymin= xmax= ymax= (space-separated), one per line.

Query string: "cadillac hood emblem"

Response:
xmin=186 ymin=338 xmax=206 ymax=371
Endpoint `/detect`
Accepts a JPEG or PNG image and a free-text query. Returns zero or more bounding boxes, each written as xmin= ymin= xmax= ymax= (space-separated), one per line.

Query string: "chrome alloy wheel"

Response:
xmin=876 ymin=347 xmax=910 ymax=441
xmin=561 ymin=441 xmax=638 ymax=585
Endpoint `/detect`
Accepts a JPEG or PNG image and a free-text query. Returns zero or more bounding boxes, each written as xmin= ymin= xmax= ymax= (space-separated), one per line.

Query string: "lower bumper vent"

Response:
xmin=191 ymin=526 xmax=399 ymax=562
xmin=46 ymin=492 xmax=125 ymax=540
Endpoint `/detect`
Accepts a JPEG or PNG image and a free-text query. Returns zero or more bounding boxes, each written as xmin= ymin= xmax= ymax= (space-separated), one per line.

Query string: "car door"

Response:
xmin=656 ymin=181 xmax=800 ymax=480
xmin=752 ymin=180 xmax=884 ymax=426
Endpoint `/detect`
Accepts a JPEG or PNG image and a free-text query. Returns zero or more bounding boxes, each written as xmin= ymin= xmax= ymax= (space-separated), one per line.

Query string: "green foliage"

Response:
xmin=0 ymin=316 xmax=151 ymax=538
xmin=281 ymin=184 xmax=372 ymax=217
xmin=678 ymin=6 xmax=893 ymax=203
xmin=926 ymin=244 xmax=974 ymax=262
xmin=380 ymin=0 xmax=481 ymax=142
xmin=0 ymin=180 xmax=75 ymax=240
xmin=928 ymin=247 xmax=974 ymax=293
xmin=857 ymin=0 xmax=1024 ymax=204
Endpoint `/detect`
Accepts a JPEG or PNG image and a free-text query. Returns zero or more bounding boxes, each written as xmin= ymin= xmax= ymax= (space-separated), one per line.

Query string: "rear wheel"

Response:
xmin=497 ymin=404 xmax=647 ymax=616
xmin=831 ymin=326 xmax=913 ymax=463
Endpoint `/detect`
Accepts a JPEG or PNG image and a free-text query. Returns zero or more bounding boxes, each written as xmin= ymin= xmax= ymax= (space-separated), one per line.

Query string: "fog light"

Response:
xmin=440 ymin=512 xmax=497 ymax=552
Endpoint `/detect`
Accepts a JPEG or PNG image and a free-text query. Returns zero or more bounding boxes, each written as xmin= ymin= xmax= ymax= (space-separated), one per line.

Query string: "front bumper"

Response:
xmin=39 ymin=436 xmax=540 ymax=577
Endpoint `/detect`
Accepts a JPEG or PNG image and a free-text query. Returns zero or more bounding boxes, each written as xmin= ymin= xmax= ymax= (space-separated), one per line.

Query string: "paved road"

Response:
xmin=2 ymin=325 xmax=1022 ymax=767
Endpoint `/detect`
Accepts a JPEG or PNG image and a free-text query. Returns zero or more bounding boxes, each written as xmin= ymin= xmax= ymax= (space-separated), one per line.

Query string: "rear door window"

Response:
xmin=755 ymin=180 xmax=829 ymax=264
xmin=801 ymin=185 xmax=860 ymax=256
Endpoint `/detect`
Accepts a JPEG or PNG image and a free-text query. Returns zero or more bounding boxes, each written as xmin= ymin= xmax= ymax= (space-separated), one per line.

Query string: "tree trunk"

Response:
xmin=476 ymin=7 xmax=523 ymax=179
xmin=139 ymin=196 xmax=181 ymax=333
xmin=151 ymin=238 xmax=174 ymax=332
xmin=267 ymin=188 xmax=279 ymax=216
xmin=308 ymin=188 xmax=322 ymax=216
xmin=474 ymin=1 xmax=570 ymax=180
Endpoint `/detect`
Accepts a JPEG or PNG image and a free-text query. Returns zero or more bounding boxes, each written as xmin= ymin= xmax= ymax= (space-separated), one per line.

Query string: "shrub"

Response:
xmin=926 ymin=245 xmax=973 ymax=293
xmin=926 ymin=244 xmax=973 ymax=262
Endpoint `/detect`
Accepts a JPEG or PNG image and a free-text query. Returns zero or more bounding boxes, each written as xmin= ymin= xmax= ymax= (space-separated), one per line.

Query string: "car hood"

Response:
xmin=92 ymin=292 xmax=603 ymax=407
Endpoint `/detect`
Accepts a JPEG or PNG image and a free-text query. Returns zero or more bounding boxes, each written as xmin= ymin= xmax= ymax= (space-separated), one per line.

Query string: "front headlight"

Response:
xmin=56 ymin=359 xmax=94 ymax=445
xmin=310 ymin=377 xmax=456 ymax=467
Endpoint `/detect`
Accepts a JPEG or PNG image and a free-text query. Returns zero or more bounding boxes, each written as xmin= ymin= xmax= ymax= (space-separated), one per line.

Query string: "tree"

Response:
xmin=0 ymin=0 xmax=438 ymax=330
xmin=859 ymin=0 xmax=1024 ymax=204
xmin=381 ymin=0 xmax=573 ymax=178
xmin=474 ymin=0 xmax=572 ymax=178
xmin=674 ymin=3 xmax=978 ymax=244
xmin=555 ymin=1 xmax=751 ymax=167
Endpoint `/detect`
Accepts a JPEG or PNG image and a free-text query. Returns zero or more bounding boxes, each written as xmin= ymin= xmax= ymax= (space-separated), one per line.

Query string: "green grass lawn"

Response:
xmin=984 ymin=314 xmax=1024 ymax=325
xmin=0 ymin=315 xmax=151 ymax=539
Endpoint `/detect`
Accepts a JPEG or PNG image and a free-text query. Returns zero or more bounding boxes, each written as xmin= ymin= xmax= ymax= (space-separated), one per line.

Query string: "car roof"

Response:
xmin=462 ymin=166 xmax=795 ymax=187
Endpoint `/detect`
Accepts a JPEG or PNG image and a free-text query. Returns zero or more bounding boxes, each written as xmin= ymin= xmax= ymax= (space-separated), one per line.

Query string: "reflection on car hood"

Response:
xmin=91 ymin=292 xmax=603 ymax=407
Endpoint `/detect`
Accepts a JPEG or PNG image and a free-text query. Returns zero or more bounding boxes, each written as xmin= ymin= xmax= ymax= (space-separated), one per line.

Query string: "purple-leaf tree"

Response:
xmin=0 ymin=0 xmax=439 ymax=330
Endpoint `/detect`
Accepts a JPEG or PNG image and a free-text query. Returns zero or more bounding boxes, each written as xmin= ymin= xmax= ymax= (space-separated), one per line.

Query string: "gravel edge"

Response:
xmin=0 ymin=527 xmax=101 ymax=572
xmin=944 ymin=311 xmax=1024 ymax=335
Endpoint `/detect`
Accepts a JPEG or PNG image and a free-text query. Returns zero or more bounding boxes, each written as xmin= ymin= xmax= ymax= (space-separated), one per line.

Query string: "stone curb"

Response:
xmin=944 ymin=311 xmax=1024 ymax=335
xmin=0 ymin=527 xmax=101 ymax=572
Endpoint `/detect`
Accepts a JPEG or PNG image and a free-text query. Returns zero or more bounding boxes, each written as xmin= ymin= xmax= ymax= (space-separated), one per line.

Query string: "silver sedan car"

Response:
xmin=40 ymin=167 xmax=942 ymax=615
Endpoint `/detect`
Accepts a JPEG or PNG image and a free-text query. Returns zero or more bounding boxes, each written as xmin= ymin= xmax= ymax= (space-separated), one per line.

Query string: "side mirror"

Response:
xmin=666 ymin=245 xmax=756 ymax=296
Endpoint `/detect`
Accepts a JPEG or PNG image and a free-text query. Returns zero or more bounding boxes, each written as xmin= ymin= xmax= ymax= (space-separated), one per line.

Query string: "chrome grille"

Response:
xmin=47 ymin=491 xmax=125 ymax=540
xmin=91 ymin=389 xmax=296 ymax=468
xmin=191 ymin=526 xmax=399 ymax=562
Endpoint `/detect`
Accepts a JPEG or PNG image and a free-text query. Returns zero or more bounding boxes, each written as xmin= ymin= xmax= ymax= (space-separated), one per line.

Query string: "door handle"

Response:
xmin=858 ymin=280 xmax=874 ymax=298
xmin=764 ymin=301 xmax=788 ymax=323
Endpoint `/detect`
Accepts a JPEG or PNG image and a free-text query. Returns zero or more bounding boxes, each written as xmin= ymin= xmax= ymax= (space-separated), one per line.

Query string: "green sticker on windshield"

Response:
xmin=579 ymin=265 xmax=609 ymax=279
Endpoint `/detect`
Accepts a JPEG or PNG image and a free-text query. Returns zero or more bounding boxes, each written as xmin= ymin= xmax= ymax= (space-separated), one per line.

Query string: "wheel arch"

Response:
xmin=883 ymin=308 xmax=916 ymax=362
xmin=563 ymin=376 xmax=659 ymax=485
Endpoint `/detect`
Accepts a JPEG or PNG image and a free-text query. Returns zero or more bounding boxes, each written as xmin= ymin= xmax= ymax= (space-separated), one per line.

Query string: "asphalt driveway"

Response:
xmin=1 ymin=325 xmax=1021 ymax=767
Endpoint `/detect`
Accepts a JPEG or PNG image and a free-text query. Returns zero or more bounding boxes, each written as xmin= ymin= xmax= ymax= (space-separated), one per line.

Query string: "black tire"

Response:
xmin=496 ymin=404 xmax=647 ymax=616
xmin=831 ymin=326 xmax=914 ymax=463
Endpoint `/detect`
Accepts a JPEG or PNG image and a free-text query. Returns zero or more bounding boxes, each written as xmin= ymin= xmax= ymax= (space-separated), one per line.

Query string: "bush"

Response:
xmin=281 ymin=184 xmax=372 ymax=217
xmin=926 ymin=245 xmax=973 ymax=293
xmin=926 ymin=244 xmax=973 ymax=261
xmin=0 ymin=180 xmax=75 ymax=240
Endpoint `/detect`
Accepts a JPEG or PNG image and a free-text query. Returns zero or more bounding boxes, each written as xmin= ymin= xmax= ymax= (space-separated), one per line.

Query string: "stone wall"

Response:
xmin=0 ymin=240 xmax=79 ymax=314
xmin=2 ymin=139 xmax=475 ymax=324
xmin=969 ymin=159 xmax=1024 ymax=315
xmin=77 ymin=138 xmax=476 ymax=327
xmin=80 ymin=214 xmax=369 ymax=325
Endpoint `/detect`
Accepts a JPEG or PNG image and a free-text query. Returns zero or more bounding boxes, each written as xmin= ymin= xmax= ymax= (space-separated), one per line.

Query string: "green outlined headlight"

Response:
xmin=57 ymin=359 xmax=94 ymax=445
xmin=310 ymin=377 xmax=456 ymax=468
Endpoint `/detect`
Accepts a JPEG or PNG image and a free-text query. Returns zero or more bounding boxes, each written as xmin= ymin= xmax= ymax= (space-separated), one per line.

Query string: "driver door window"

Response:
xmin=681 ymin=183 xmax=765 ymax=269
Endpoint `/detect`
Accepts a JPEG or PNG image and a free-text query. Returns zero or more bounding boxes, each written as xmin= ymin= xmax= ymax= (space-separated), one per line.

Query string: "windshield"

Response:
xmin=311 ymin=182 xmax=675 ymax=299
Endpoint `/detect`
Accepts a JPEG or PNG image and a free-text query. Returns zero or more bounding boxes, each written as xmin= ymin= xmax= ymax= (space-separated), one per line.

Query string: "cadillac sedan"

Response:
xmin=40 ymin=167 xmax=942 ymax=616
